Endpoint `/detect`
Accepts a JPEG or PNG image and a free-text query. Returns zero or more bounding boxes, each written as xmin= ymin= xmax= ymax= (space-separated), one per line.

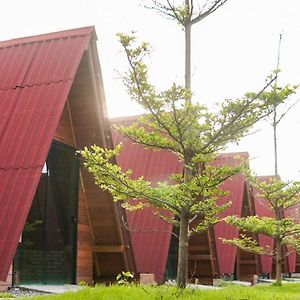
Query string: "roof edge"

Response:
xmin=218 ymin=151 xmax=249 ymax=158
xmin=110 ymin=114 xmax=145 ymax=123
xmin=0 ymin=26 xmax=96 ymax=49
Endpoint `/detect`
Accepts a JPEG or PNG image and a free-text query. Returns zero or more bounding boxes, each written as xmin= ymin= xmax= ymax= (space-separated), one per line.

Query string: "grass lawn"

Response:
xmin=13 ymin=283 xmax=300 ymax=300
xmin=0 ymin=292 xmax=13 ymax=298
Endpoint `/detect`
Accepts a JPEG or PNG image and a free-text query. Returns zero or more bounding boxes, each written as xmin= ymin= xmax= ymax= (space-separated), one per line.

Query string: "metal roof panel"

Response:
xmin=284 ymin=204 xmax=298 ymax=273
xmin=0 ymin=34 xmax=91 ymax=90
xmin=112 ymin=128 xmax=181 ymax=282
xmin=0 ymin=27 xmax=92 ymax=280
xmin=253 ymin=180 xmax=274 ymax=274
xmin=0 ymin=82 xmax=73 ymax=169
xmin=0 ymin=27 xmax=94 ymax=49
xmin=213 ymin=153 xmax=248 ymax=275
xmin=0 ymin=167 xmax=42 ymax=279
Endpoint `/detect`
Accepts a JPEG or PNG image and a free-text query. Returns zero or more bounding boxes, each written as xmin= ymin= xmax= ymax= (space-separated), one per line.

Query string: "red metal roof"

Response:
xmin=254 ymin=176 xmax=299 ymax=274
xmin=111 ymin=117 xmax=249 ymax=280
xmin=253 ymin=176 xmax=274 ymax=274
xmin=112 ymin=122 xmax=182 ymax=282
xmin=213 ymin=152 xmax=248 ymax=275
xmin=0 ymin=27 xmax=94 ymax=280
xmin=284 ymin=203 xmax=298 ymax=273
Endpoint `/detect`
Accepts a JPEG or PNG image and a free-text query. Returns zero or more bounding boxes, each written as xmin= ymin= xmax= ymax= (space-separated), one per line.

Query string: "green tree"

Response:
xmin=80 ymin=30 xmax=285 ymax=287
xmin=224 ymin=177 xmax=300 ymax=286
xmin=224 ymin=88 xmax=299 ymax=286
xmin=223 ymin=35 xmax=299 ymax=286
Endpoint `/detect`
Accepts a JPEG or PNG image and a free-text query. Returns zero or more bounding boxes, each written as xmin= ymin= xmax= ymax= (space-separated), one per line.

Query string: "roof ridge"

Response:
xmin=219 ymin=151 xmax=249 ymax=157
xmin=0 ymin=26 xmax=95 ymax=49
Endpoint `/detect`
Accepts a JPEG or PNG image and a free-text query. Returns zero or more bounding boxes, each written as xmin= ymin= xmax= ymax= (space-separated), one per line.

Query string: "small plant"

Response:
xmin=77 ymin=280 xmax=89 ymax=287
xmin=116 ymin=271 xmax=134 ymax=285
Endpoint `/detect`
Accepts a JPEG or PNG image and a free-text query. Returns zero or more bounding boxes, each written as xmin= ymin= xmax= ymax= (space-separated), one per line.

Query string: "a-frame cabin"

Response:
xmin=234 ymin=180 xmax=261 ymax=281
xmin=0 ymin=27 xmax=135 ymax=290
xmin=253 ymin=176 xmax=298 ymax=278
xmin=188 ymin=153 xmax=249 ymax=284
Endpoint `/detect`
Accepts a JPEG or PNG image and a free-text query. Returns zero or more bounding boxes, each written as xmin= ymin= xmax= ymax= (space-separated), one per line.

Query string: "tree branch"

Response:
xmin=121 ymin=215 xmax=179 ymax=238
xmin=199 ymin=76 xmax=277 ymax=153
xmin=191 ymin=0 xmax=228 ymax=25
xmin=122 ymin=44 xmax=186 ymax=152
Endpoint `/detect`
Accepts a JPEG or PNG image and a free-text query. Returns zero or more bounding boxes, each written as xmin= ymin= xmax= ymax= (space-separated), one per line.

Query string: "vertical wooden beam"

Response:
xmin=207 ymin=227 xmax=219 ymax=277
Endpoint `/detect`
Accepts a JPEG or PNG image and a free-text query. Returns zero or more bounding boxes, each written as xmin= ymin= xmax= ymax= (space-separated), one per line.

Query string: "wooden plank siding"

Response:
xmin=53 ymin=103 xmax=75 ymax=147
xmin=51 ymin=44 xmax=135 ymax=283
xmin=188 ymin=231 xmax=218 ymax=285
xmin=76 ymin=183 xmax=94 ymax=284
xmin=236 ymin=183 xmax=261 ymax=281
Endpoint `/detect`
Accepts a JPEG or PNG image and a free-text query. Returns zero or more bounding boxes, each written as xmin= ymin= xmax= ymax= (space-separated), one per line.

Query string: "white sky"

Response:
xmin=1 ymin=0 xmax=300 ymax=181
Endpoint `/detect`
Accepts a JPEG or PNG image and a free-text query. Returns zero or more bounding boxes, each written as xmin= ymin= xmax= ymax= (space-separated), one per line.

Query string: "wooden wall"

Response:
xmin=66 ymin=50 xmax=136 ymax=282
xmin=236 ymin=184 xmax=261 ymax=280
xmin=76 ymin=184 xmax=93 ymax=284
xmin=53 ymin=95 xmax=94 ymax=284
xmin=189 ymin=234 xmax=214 ymax=284
xmin=53 ymin=103 xmax=75 ymax=148
xmin=51 ymin=44 xmax=136 ymax=285
xmin=188 ymin=228 xmax=218 ymax=284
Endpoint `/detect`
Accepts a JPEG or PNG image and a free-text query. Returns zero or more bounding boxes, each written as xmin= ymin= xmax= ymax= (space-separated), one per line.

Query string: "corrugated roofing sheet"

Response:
xmin=253 ymin=176 xmax=274 ymax=274
xmin=112 ymin=117 xmax=249 ymax=280
xmin=0 ymin=82 xmax=73 ymax=168
xmin=0 ymin=27 xmax=94 ymax=280
xmin=0 ymin=28 xmax=91 ymax=90
xmin=213 ymin=152 xmax=248 ymax=275
xmin=284 ymin=203 xmax=298 ymax=273
xmin=112 ymin=123 xmax=182 ymax=282
xmin=254 ymin=176 xmax=299 ymax=274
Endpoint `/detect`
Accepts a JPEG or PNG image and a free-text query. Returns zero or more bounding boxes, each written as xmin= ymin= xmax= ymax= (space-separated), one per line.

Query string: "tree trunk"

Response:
xmin=184 ymin=22 xmax=191 ymax=93
xmin=177 ymin=153 xmax=192 ymax=288
xmin=273 ymin=34 xmax=282 ymax=286
xmin=275 ymin=207 xmax=282 ymax=285
xmin=275 ymin=237 xmax=282 ymax=285
xmin=176 ymin=207 xmax=189 ymax=288
xmin=273 ymin=110 xmax=278 ymax=178
xmin=273 ymin=33 xmax=282 ymax=179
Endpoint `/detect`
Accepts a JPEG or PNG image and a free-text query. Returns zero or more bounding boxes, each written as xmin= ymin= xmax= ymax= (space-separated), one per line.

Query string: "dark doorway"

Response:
xmin=14 ymin=141 xmax=79 ymax=285
xmin=164 ymin=226 xmax=179 ymax=281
